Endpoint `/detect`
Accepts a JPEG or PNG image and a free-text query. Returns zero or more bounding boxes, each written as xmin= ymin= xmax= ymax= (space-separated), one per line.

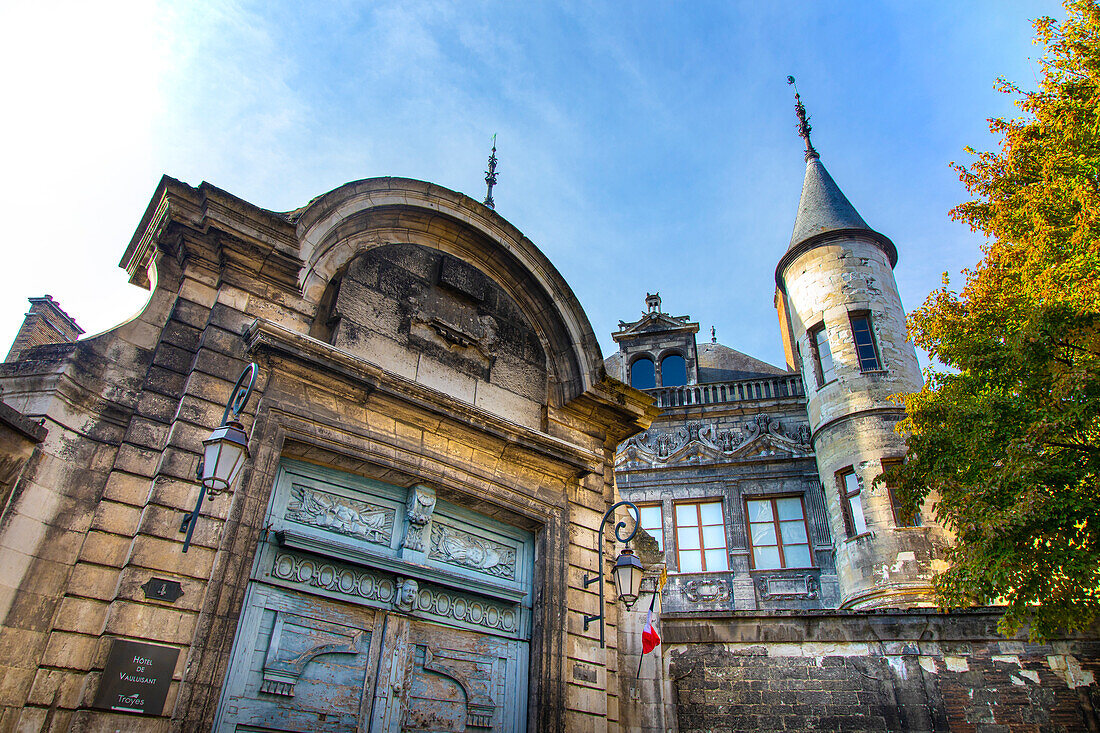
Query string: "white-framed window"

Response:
xmin=849 ymin=312 xmax=882 ymax=371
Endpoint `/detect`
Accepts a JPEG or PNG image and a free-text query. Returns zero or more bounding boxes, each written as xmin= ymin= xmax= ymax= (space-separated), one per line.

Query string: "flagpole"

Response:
xmin=637 ymin=589 xmax=658 ymax=679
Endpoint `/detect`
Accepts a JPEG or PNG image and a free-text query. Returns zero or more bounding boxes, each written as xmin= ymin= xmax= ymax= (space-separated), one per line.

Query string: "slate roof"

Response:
xmin=788 ymin=157 xmax=871 ymax=250
xmin=696 ymin=342 xmax=787 ymax=382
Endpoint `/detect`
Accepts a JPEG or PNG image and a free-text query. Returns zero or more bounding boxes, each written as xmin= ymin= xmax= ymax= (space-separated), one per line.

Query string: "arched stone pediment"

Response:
xmin=294 ymin=178 xmax=603 ymax=408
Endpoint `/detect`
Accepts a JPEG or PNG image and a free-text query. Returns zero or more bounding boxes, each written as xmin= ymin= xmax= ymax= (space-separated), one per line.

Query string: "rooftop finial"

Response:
xmin=483 ymin=134 xmax=498 ymax=210
xmin=645 ymin=292 xmax=661 ymax=313
xmin=787 ymin=76 xmax=819 ymax=161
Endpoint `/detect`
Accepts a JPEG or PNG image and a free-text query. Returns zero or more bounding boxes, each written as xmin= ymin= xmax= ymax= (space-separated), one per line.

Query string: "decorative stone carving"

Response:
xmin=396 ymin=576 xmax=420 ymax=611
xmin=617 ymin=413 xmax=813 ymax=467
xmin=682 ymin=578 xmax=731 ymax=603
xmin=285 ymin=485 xmax=394 ymax=545
xmin=429 ymin=524 xmax=517 ymax=580
xmin=756 ymin=573 xmax=820 ymax=601
xmin=396 ymin=578 xmax=419 ymax=613
xmin=270 ymin=552 xmax=519 ymax=635
xmin=407 ymin=276 xmax=500 ymax=373
xmin=401 ymin=484 xmax=436 ymax=553
xmin=271 ymin=552 xmax=396 ymax=604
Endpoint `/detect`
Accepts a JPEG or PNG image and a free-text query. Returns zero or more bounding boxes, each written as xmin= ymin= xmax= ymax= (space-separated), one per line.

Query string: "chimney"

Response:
xmin=5 ymin=296 xmax=84 ymax=362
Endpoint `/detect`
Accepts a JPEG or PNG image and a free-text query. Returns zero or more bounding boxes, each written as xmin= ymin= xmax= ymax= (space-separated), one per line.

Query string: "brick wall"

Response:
xmin=4 ymin=296 xmax=84 ymax=362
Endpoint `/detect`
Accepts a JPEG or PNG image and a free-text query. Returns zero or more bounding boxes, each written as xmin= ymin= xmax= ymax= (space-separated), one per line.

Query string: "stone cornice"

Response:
xmin=122 ymin=176 xmax=302 ymax=292
xmin=243 ymin=318 xmax=606 ymax=477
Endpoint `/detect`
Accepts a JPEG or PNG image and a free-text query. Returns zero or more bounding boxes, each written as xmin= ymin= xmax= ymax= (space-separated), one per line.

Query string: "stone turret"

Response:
xmin=775 ymin=128 xmax=948 ymax=608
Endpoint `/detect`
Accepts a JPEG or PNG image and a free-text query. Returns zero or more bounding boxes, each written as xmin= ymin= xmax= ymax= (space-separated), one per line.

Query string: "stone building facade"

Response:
xmin=0 ymin=176 xmax=657 ymax=731
xmin=606 ymin=145 xmax=1100 ymax=731
xmin=0 ymin=139 xmax=1096 ymax=732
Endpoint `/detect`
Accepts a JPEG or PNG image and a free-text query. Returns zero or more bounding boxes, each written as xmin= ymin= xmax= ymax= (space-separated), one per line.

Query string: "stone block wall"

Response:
xmin=0 ymin=176 xmax=657 ymax=731
xmin=665 ymin=609 xmax=1100 ymax=732
xmin=779 ymin=238 xmax=922 ymax=429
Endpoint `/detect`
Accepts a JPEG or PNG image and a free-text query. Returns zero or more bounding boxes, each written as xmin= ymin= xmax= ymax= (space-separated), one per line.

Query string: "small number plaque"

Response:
xmin=141 ymin=577 xmax=184 ymax=602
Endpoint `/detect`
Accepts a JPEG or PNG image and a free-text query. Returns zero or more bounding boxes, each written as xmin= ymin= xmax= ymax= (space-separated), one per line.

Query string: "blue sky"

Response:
xmin=0 ymin=1 xmax=1064 ymax=369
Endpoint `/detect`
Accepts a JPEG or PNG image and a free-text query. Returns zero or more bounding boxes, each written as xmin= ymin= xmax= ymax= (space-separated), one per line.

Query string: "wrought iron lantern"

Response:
xmin=181 ymin=363 xmax=258 ymax=553
xmin=582 ymin=500 xmax=644 ymax=648
xmin=613 ymin=548 xmax=644 ymax=608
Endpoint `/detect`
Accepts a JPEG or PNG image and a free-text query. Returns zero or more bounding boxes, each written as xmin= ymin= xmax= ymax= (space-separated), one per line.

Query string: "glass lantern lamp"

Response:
xmin=613 ymin=548 xmax=644 ymax=609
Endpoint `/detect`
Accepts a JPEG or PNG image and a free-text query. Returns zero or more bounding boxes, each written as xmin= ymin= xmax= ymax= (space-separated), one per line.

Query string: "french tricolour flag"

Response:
xmin=641 ymin=595 xmax=661 ymax=654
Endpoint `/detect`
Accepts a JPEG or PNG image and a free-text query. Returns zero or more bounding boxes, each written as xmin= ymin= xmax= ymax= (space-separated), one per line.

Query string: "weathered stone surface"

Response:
xmin=0 ymin=176 xmax=641 ymax=731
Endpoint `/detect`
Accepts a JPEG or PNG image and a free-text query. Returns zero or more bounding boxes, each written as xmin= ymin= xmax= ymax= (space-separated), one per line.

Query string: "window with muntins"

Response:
xmin=630 ymin=357 xmax=655 ymax=389
xmin=838 ymin=468 xmax=868 ymax=537
xmin=660 ymin=353 xmax=687 ymax=387
xmin=809 ymin=324 xmax=835 ymax=387
xmin=746 ymin=496 xmax=813 ymax=569
xmin=637 ymin=504 xmax=664 ymax=551
xmin=850 ymin=312 xmax=882 ymax=371
xmin=674 ymin=501 xmax=728 ymax=572
xmin=881 ymin=458 xmax=920 ymax=527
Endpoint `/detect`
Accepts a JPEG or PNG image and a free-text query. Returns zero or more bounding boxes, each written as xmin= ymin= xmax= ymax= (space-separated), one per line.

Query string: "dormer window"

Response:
xmin=630 ymin=357 xmax=655 ymax=389
xmin=660 ymin=353 xmax=687 ymax=387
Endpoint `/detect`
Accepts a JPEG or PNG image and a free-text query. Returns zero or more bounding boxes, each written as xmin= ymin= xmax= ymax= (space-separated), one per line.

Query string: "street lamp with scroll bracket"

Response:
xmin=180 ymin=362 xmax=258 ymax=553
xmin=582 ymin=500 xmax=645 ymax=648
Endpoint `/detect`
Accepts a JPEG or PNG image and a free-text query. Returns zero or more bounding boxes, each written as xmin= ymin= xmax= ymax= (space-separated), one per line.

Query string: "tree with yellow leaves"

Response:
xmin=888 ymin=0 xmax=1100 ymax=640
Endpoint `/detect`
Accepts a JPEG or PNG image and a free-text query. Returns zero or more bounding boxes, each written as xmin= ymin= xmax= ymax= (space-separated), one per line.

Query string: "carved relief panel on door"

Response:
xmin=215 ymin=585 xmax=382 ymax=732
xmin=371 ymin=615 xmax=527 ymax=733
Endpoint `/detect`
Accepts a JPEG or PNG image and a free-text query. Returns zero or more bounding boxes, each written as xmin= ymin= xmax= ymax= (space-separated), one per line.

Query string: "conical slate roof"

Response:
xmin=789 ymin=157 xmax=871 ymax=249
xmin=776 ymin=154 xmax=897 ymax=290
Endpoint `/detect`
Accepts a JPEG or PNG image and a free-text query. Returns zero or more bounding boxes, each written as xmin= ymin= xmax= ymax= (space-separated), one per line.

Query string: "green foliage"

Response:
xmin=888 ymin=0 xmax=1100 ymax=640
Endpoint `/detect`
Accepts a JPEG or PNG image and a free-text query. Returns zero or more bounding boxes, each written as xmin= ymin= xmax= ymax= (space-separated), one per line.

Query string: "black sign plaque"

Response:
xmin=141 ymin=577 xmax=184 ymax=602
xmin=93 ymin=639 xmax=179 ymax=716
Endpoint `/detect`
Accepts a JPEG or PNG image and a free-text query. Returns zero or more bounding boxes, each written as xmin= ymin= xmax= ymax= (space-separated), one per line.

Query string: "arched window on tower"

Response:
xmin=660 ymin=354 xmax=687 ymax=387
xmin=630 ymin=357 xmax=655 ymax=389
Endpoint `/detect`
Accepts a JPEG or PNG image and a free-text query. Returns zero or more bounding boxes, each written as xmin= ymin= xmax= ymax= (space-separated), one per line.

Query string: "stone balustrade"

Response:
xmin=645 ymin=374 xmax=804 ymax=408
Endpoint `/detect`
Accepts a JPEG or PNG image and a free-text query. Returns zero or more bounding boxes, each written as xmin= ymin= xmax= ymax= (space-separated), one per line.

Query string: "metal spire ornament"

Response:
xmin=483 ymin=134 xmax=499 ymax=209
xmin=787 ymin=76 xmax=819 ymax=161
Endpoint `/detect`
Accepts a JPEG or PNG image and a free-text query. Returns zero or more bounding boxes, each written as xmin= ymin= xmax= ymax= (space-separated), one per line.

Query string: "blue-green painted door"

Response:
xmin=215 ymin=461 xmax=532 ymax=732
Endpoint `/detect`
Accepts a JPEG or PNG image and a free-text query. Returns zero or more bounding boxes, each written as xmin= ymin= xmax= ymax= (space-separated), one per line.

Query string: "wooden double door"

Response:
xmin=216 ymin=583 xmax=527 ymax=732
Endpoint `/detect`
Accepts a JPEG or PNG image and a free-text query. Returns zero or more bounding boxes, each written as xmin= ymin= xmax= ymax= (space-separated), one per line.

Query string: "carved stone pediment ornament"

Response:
xmin=406 ymin=270 xmax=500 ymax=370
xmin=756 ymin=573 xmax=820 ymax=601
xmin=617 ymin=413 xmax=813 ymax=467
xmin=682 ymin=578 xmax=731 ymax=603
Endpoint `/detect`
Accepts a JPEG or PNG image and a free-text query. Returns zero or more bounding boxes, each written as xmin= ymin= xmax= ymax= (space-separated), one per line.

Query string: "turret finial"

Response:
xmin=787 ymin=76 xmax=819 ymax=161
xmin=483 ymin=134 xmax=499 ymax=210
